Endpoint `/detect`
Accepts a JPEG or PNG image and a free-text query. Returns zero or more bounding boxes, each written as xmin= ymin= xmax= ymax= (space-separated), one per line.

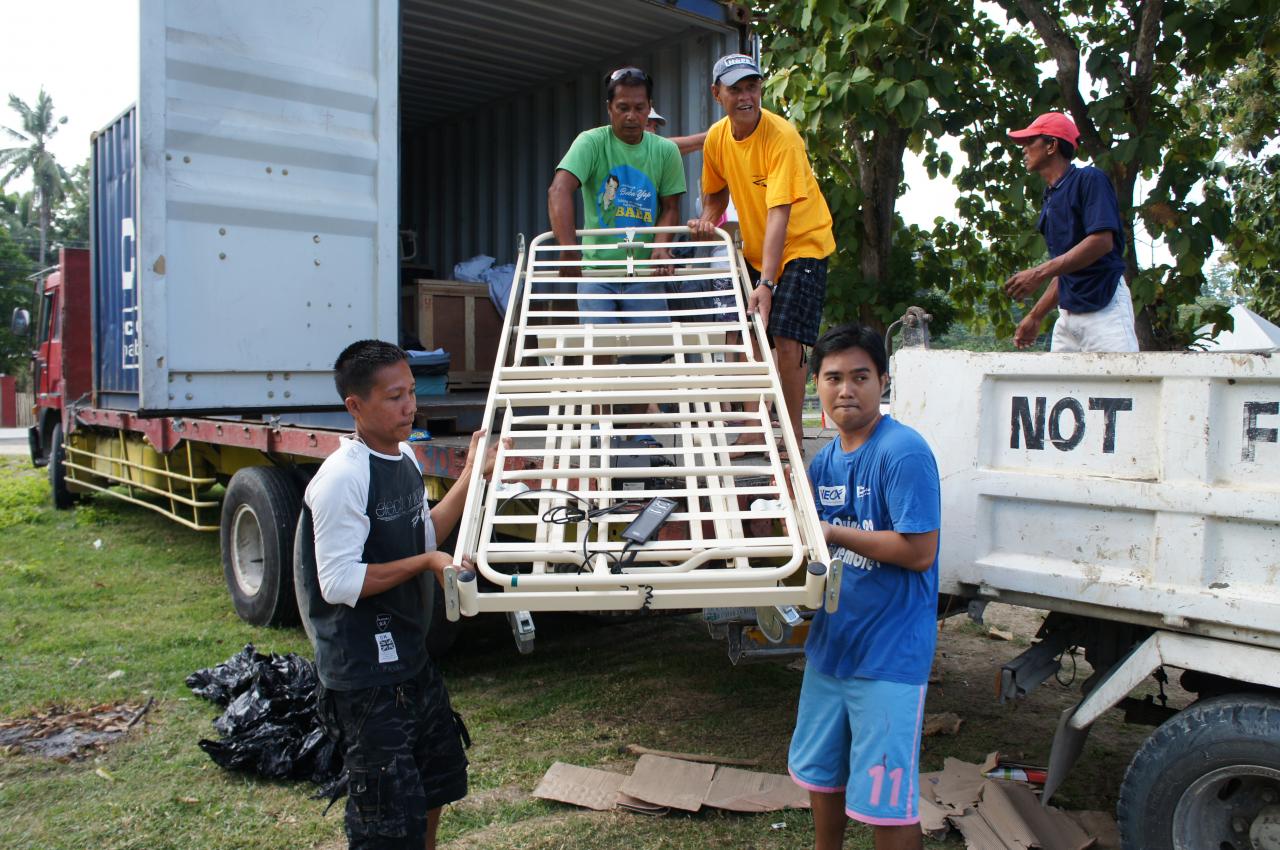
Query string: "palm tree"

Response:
xmin=0 ymin=88 xmax=71 ymax=268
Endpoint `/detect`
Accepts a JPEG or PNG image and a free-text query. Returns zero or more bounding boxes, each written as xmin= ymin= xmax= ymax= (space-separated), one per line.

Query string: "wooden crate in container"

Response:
xmin=404 ymin=280 xmax=502 ymax=391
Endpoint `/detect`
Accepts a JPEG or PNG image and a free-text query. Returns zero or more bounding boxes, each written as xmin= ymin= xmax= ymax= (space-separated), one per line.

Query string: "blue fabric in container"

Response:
xmin=406 ymin=349 xmax=451 ymax=375
xmin=414 ymin=374 xmax=448 ymax=397
xmin=407 ymin=349 xmax=450 ymax=397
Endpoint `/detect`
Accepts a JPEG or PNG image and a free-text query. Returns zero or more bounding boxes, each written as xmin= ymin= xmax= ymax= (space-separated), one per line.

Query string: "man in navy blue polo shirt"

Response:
xmin=1004 ymin=113 xmax=1138 ymax=352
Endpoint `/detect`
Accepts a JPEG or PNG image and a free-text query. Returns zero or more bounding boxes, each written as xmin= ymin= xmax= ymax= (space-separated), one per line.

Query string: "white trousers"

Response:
xmin=1051 ymin=281 xmax=1140 ymax=353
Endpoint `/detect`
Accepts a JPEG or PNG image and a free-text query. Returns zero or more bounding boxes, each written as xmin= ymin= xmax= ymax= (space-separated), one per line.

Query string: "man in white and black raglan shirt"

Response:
xmin=298 ymin=339 xmax=501 ymax=850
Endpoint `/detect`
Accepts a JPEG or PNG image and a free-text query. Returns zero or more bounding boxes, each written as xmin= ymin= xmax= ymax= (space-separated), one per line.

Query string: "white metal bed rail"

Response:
xmin=443 ymin=226 xmax=838 ymax=619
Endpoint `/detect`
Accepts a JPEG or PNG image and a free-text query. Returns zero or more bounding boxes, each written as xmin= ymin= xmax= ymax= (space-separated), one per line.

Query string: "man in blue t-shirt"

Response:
xmin=1004 ymin=112 xmax=1139 ymax=352
xmin=788 ymin=323 xmax=940 ymax=850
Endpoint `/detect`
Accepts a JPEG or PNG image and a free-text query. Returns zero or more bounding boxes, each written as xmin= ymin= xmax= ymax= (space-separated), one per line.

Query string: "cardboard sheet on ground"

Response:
xmin=703 ymin=766 xmax=810 ymax=812
xmin=918 ymin=755 xmax=1113 ymax=848
xmin=927 ymin=756 xmax=989 ymax=813
xmin=621 ymin=755 xmax=717 ymax=812
xmin=531 ymin=762 xmax=627 ymax=811
xmin=615 ymin=793 xmax=670 ymax=816
xmin=534 ymin=753 xmax=810 ymax=815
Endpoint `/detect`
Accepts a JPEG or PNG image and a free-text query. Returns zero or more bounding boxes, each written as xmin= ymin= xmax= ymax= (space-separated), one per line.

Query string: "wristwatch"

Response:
xmin=755 ymin=279 xmax=776 ymax=293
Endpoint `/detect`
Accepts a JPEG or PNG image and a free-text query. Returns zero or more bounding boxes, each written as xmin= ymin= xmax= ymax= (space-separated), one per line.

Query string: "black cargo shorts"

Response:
xmin=318 ymin=661 xmax=470 ymax=849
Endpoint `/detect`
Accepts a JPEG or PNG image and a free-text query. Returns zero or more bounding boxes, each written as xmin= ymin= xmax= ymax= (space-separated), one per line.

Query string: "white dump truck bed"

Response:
xmin=892 ymin=349 xmax=1280 ymax=648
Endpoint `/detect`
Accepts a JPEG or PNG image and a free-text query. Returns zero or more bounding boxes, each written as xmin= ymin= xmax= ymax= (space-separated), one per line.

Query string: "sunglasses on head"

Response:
xmin=608 ymin=67 xmax=650 ymax=84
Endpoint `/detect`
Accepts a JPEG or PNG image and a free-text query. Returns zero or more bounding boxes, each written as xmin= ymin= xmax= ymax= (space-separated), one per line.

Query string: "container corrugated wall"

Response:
xmin=90 ymin=106 xmax=139 ymax=408
xmin=402 ymin=27 xmax=736 ymax=276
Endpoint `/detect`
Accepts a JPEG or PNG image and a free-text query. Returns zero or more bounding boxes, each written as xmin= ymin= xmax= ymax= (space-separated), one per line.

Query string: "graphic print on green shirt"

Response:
xmin=556 ymin=126 xmax=685 ymax=264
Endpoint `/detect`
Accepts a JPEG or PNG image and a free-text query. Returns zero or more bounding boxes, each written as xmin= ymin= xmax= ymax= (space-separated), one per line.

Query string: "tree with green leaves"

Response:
xmin=0 ymin=189 xmax=39 ymax=258
xmin=950 ymin=0 xmax=1279 ymax=348
xmin=0 ymin=89 xmax=72 ymax=269
xmin=50 ymin=158 xmax=90 ymax=249
xmin=1206 ymin=47 xmax=1280 ymax=324
xmin=752 ymin=0 xmax=1043 ymax=333
xmin=0 ymin=213 xmax=35 ymax=381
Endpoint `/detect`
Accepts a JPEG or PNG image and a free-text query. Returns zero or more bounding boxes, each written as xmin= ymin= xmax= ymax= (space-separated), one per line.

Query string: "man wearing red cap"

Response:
xmin=1004 ymin=113 xmax=1138 ymax=352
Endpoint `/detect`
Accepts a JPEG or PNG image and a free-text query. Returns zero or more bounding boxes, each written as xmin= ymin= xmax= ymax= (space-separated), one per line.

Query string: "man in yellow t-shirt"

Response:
xmin=688 ymin=53 xmax=835 ymax=449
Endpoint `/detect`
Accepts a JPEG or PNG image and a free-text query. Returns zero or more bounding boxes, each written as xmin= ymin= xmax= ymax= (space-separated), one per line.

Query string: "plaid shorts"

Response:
xmin=749 ymin=257 xmax=828 ymax=346
xmin=318 ymin=661 xmax=470 ymax=849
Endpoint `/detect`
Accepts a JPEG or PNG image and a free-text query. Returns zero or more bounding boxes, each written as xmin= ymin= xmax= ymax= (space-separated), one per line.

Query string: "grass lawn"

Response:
xmin=0 ymin=456 xmax=1149 ymax=848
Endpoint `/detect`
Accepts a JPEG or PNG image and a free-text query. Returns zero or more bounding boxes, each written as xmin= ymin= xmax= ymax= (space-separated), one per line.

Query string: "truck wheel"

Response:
xmin=1117 ymin=693 xmax=1280 ymax=850
xmin=220 ymin=466 xmax=302 ymax=627
xmin=48 ymin=424 xmax=76 ymax=509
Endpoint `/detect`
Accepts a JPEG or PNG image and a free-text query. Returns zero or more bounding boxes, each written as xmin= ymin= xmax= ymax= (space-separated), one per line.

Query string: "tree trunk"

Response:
xmin=38 ymin=188 xmax=48 ymax=270
xmin=851 ymin=125 xmax=909 ymax=333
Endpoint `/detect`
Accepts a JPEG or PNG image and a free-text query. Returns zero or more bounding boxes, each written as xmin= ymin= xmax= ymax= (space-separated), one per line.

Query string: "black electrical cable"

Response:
xmin=491 ymin=487 xmax=644 ymax=573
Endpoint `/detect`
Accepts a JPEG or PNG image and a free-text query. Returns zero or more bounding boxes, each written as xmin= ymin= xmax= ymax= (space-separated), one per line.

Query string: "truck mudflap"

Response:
xmin=1044 ymin=630 xmax=1280 ymax=802
xmin=444 ymin=226 xmax=835 ymax=624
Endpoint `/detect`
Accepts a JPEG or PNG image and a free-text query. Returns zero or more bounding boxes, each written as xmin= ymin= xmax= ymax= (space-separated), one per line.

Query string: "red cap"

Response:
xmin=1008 ymin=112 xmax=1080 ymax=146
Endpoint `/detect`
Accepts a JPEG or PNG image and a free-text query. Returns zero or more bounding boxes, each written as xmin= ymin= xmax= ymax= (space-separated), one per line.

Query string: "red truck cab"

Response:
xmin=26 ymin=247 xmax=91 ymax=467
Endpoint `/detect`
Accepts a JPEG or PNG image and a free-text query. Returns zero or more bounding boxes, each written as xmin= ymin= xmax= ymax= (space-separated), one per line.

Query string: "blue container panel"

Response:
xmin=91 ymin=106 xmax=139 ymax=407
xmin=414 ymin=374 xmax=448 ymax=397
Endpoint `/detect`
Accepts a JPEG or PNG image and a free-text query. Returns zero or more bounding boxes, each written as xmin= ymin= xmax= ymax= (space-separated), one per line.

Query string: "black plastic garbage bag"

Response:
xmin=187 ymin=644 xmax=343 ymax=789
xmin=186 ymin=644 xmax=263 ymax=706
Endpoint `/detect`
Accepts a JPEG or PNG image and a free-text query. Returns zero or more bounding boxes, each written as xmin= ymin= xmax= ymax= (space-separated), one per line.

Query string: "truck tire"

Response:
xmin=1117 ymin=693 xmax=1280 ymax=850
xmin=48 ymin=424 xmax=75 ymax=509
xmin=220 ymin=466 xmax=302 ymax=627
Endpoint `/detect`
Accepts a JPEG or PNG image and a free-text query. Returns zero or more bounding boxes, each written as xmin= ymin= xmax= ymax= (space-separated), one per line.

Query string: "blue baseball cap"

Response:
xmin=713 ymin=53 xmax=762 ymax=86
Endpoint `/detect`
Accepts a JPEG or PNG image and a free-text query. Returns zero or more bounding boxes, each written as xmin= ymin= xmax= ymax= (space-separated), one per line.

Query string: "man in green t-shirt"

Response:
xmin=547 ymin=66 xmax=685 ymax=324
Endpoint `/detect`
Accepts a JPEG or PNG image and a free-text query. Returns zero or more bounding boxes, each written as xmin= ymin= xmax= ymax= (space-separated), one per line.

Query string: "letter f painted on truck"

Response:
xmin=1242 ymin=401 xmax=1279 ymax=462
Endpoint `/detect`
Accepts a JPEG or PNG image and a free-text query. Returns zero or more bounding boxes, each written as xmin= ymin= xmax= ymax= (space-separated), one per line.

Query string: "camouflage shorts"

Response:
xmin=318 ymin=662 xmax=469 ymax=849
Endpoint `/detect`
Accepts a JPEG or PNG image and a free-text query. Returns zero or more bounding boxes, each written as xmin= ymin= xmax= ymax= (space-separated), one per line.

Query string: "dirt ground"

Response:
xmin=311 ymin=601 xmax=1166 ymax=849
xmin=923 ymin=602 xmax=1189 ymax=813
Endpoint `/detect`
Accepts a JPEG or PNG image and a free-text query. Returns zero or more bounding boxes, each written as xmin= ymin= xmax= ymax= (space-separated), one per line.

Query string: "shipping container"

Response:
xmin=90 ymin=106 xmax=139 ymax=408
xmin=126 ymin=0 xmax=746 ymax=415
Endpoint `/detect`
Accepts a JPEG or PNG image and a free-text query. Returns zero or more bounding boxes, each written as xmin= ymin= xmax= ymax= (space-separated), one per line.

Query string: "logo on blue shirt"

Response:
xmin=818 ymin=485 xmax=846 ymax=506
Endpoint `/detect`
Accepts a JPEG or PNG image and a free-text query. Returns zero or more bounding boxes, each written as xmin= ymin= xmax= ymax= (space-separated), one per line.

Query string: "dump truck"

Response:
xmin=893 ymin=343 xmax=1280 ymax=850
xmin=13 ymin=0 xmax=751 ymax=649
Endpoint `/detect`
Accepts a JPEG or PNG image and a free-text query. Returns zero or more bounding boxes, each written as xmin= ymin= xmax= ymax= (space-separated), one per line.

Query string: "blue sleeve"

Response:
xmin=1080 ymin=168 xmax=1122 ymax=238
xmin=884 ymin=448 xmax=940 ymax=535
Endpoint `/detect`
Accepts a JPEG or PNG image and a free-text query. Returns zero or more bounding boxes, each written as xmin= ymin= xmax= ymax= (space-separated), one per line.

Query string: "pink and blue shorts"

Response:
xmin=787 ymin=666 xmax=926 ymax=826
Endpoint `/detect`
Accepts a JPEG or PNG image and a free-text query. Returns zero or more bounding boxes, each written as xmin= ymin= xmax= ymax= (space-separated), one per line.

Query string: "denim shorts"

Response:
xmin=578 ymin=278 xmax=669 ymax=324
xmin=317 ymin=662 xmax=469 ymax=849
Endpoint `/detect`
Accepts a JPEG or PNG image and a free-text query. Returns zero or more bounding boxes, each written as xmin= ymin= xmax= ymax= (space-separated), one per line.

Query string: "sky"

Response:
xmin=0 ymin=1 xmax=140 ymax=189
